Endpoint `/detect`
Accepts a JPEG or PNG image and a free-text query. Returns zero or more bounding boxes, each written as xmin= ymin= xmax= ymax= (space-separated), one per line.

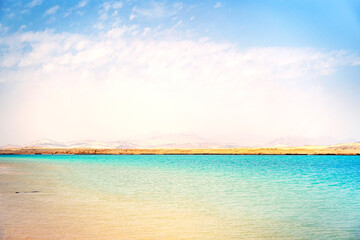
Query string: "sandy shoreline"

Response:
xmin=0 ymin=164 xmax=12 ymax=174
xmin=0 ymin=147 xmax=359 ymax=155
xmin=0 ymin=161 xmax=230 ymax=240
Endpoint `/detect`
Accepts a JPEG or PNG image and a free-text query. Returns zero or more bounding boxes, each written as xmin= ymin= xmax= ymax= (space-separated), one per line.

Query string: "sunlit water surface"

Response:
xmin=0 ymin=155 xmax=359 ymax=239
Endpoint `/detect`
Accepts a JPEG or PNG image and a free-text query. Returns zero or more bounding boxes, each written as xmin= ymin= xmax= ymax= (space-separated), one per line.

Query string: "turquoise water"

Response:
xmin=1 ymin=155 xmax=360 ymax=239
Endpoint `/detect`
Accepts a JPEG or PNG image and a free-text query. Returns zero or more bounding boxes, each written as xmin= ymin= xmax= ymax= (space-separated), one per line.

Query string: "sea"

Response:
xmin=0 ymin=155 xmax=359 ymax=239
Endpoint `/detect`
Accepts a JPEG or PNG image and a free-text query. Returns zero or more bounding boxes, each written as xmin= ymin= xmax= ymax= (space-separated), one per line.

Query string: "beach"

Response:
xmin=1 ymin=146 xmax=360 ymax=156
xmin=1 ymin=0 xmax=359 ymax=239
xmin=0 ymin=160 xmax=224 ymax=239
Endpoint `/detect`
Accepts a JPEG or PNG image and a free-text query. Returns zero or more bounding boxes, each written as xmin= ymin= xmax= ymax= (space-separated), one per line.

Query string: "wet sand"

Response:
xmin=0 ymin=161 xmax=267 ymax=240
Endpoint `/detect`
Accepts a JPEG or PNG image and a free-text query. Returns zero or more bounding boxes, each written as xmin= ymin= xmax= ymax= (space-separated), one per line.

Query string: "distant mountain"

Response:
xmin=265 ymin=136 xmax=353 ymax=147
xmin=326 ymin=142 xmax=360 ymax=150
xmin=134 ymin=134 xmax=232 ymax=149
xmin=25 ymin=139 xmax=68 ymax=148
xmin=1 ymin=134 xmax=238 ymax=149
xmin=1 ymin=135 xmax=358 ymax=149
xmin=7 ymin=139 xmax=140 ymax=149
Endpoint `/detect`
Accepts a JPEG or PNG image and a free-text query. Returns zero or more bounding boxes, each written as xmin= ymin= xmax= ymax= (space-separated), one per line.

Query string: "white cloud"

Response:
xmin=132 ymin=2 xmax=178 ymax=19
xmin=65 ymin=0 xmax=89 ymax=17
xmin=1 ymin=29 xmax=358 ymax=86
xmin=77 ymin=0 xmax=88 ymax=8
xmin=0 ymin=24 xmax=9 ymax=32
xmin=101 ymin=1 xmax=123 ymax=11
xmin=173 ymin=2 xmax=183 ymax=10
xmin=142 ymin=27 xmax=151 ymax=36
xmin=28 ymin=0 xmax=43 ymax=8
xmin=0 ymin=27 xmax=359 ymax=144
xmin=45 ymin=5 xmax=59 ymax=16
xmin=214 ymin=2 xmax=222 ymax=8
xmin=112 ymin=1 xmax=123 ymax=9
xmin=95 ymin=1 xmax=124 ymax=28
xmin=6 ymin=12 xmax=15 ymax=18
xmin=64 ymin=11 xmax=71 ymax=17
xmin=173 ymin=20 xmax=182 ymax=28
xmin=19 ymin=25 xmax=27 ymax=31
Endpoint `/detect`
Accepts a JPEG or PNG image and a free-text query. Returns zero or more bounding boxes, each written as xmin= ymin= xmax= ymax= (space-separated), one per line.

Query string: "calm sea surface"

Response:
xmin=0 ymin=155 xmax=359 ymax=239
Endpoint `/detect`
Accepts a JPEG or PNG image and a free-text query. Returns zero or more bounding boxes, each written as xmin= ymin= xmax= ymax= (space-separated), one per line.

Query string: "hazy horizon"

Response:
xmin=1 ymin=134 xmax=358 ymax=149
xmin=1 ymin=0 xmax=360 ymax=146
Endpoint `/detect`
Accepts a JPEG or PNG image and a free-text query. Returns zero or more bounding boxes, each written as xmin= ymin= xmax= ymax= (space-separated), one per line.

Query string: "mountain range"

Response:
xmin=1 ymin=134 xmax=358 ymax=149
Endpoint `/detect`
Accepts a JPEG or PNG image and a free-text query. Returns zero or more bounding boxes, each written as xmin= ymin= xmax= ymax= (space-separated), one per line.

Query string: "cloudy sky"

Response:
xmin=0 ymin=0 xmax=359 ymax=146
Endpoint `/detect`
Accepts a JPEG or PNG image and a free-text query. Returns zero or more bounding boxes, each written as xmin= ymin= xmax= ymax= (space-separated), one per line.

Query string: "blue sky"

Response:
xmin=0 ymin=0 xmax=359 ymax=145
xmin=1 ymin=0 xmax=359 ymax=48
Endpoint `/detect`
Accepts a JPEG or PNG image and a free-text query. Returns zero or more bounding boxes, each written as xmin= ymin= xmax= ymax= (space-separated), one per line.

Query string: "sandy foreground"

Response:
xmin=0 ymin=161 xmax=272 ymax=240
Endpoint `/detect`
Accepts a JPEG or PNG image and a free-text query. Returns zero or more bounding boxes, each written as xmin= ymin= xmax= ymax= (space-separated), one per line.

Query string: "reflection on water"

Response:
xmin=0 ymin=155 xmax=360 ymax=239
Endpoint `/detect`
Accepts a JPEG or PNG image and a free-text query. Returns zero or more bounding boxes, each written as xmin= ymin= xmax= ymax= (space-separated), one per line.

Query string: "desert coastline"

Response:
xmin=1 ymin=144 xmax=360 ymax=155
xmin=2 ymin=138 xmax=360 ymax=155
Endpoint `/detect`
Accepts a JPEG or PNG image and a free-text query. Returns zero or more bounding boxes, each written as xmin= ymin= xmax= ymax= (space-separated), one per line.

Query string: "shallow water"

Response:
xmin=0 ymin=155 xmax=359 ymax=239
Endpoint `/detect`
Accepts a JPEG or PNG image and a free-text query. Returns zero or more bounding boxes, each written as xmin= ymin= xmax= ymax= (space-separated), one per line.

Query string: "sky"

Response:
xmin=0 ymin=0 xmax=359 ymax=146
